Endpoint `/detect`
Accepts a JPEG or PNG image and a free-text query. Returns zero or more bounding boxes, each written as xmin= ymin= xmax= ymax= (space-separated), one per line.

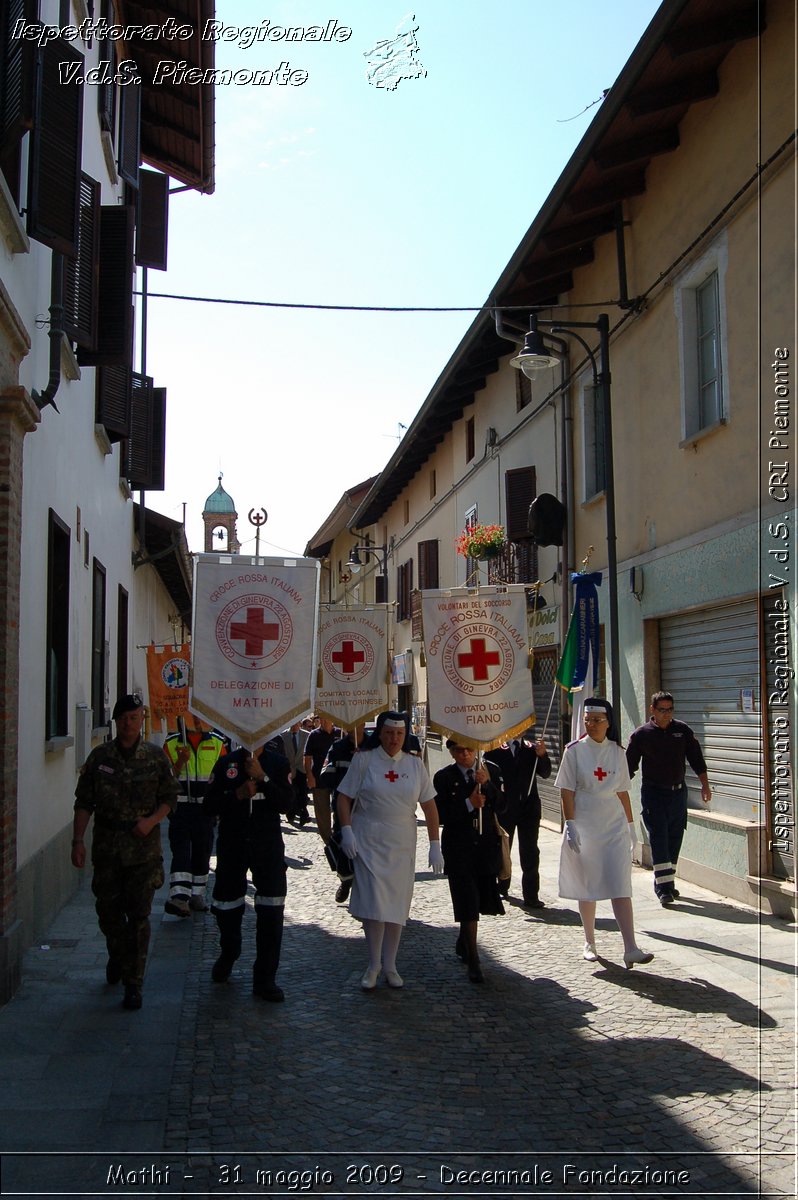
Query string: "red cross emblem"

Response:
xmin=230 ymin=607 xmax=280 ymax=656
xmin=594 ymin=766 xmax=608 ymax=781
xmin=385 ymin=770 xmax=399 ymax=782
xmin=332 ymin=640 xmax=366 ymax=674
xmin=457 ymin=637 xmax=501 ymax=681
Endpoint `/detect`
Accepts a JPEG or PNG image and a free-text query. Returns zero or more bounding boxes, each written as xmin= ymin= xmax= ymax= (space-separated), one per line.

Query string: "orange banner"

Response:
xmin=146 ymin=643 xmax=192 ymax=732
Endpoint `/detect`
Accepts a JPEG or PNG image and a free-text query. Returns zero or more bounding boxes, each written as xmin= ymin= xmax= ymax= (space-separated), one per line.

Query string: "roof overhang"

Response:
xmin=304 ymin=476 xmax=379 ymax=557
xmin=134 ymin=504 xmax=193 ymax=626
xmin=116 ymin=0 xmax=216 ymax=193
xmin=352 ymin=0 xmax=766 ymax=528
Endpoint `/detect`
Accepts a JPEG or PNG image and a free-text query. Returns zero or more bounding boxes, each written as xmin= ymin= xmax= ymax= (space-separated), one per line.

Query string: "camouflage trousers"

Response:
xmin=92 ymin=856 xmax=164 ymax=988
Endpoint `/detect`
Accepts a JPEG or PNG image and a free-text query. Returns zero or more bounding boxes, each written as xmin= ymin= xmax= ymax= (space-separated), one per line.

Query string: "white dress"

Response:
xmin=555 ymin=735 xmax=632 ymax=900
xmin=338 ymin=746 xmax=436 ymax=924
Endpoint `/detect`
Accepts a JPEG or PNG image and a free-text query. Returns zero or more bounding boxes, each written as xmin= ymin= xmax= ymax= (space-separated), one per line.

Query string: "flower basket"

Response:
xmin=455 ymin=523 xmax=507 ymax=560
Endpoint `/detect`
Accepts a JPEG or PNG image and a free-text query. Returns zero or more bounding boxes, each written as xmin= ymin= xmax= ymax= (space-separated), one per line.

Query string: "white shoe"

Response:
xmin=360 ymin=967 xmax=380 ymax=991
xmin=384 ymin=969 xmax=404 ymax=989
xmin=623 ymin=947 xmax=654 ymax=969
xmin=583 ymin=942 xmax=598 ymax=962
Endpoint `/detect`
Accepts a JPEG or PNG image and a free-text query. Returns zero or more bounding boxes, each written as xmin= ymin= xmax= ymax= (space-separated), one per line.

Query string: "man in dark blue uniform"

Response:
xmin=205 ymin=743 xmax=292 ymax=1001
xmin=485 ymin=728 xmax=551 ymax=909
xmin=626 ymin=691 xmax=712 ymax=905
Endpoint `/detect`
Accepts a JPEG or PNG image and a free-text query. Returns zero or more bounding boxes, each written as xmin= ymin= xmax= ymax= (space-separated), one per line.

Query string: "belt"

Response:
xmin=645 ymin=782 xmax=685 ymax=791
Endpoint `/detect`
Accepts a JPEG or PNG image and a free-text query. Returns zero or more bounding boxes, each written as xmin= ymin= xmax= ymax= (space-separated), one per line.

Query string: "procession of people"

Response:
xmin=71 ymin=679 xmax=714 ymax=1008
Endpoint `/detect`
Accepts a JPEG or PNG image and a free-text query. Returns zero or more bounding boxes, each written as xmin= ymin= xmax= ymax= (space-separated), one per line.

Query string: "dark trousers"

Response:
xmin=93 ymin=856 xmax=164 ymax=988
xmin=167 ymin=803 xmax=214 ymax=898
xmin=211 ymin=822 xmax=286 ymax=984
xmin=503 ymin=808 xmax=542 ymax=903
xmin=641 ymin=783 xmax=688 ymax=896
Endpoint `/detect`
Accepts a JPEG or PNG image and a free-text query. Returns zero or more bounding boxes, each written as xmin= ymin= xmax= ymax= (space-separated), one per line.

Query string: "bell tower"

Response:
xmin=202 ymin=474 xmax=240 ymax=553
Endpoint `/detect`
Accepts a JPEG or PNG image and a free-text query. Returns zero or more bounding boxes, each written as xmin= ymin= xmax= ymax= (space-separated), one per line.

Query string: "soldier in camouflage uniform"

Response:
xmin=72 ymin=694 xmax=178 ymax=1010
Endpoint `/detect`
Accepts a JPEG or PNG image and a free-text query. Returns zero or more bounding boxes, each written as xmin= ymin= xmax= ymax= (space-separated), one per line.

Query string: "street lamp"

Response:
xmin=511 ymin=313 xmax=620 ymax=720
xmin=348 ymin=544 xmax=388 ymax=575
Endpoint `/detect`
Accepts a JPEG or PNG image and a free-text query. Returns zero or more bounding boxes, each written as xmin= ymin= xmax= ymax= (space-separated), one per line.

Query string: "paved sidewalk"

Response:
xmin=0 ymin=820 xmax=795 ymax=1198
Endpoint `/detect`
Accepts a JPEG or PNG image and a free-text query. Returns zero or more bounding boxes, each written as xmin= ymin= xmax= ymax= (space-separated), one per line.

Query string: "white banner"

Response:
xmin=190 ymin=554 xmax=320 ymax=750
xmin=422 ymin=586 xmax=534 ymax=750
xmin=315 ymin=606 xmax=389 ymax=729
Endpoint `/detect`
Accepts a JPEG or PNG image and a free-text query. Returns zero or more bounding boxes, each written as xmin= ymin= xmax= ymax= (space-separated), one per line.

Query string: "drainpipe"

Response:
xmin=32 ymin=253 xmax=64 ymax=413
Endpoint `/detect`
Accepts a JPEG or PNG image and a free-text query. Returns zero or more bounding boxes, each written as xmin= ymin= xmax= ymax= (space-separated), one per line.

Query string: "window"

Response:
xmin=375 ymin=575 xmax=387 ymax=604
xmin=675 ymin=239 xmax=728 ymax=442
xmin=27 ymin=36 xmax=84 ymax=256
xmin=46 ymin=510 xmax=70 ymax=739
xmin=64 ymin=174 xmax=100 ymax=350
xmin=429 ymin=469 xmax=436 ymax=500
xmin=465 ymin=417 xmax=475 ymax=463
xmin=583 ymin=381 xmax=607 ymax=500
xmin=397 ymin=560 xmax=413 ymax=621
xmin=403 ymin=499 xmax=410 ymax=526
xmin=78 ymin=205 xmax=136 ymax=367
xmin=0 ymin=0 xmax=35 ymax=204
xmin=116 ymin=586 xmax=129 ymax=699
xmin=505 ymin=467 xmax=539 ymax=583
xmin=91 ymin=560 xmax=107 ymax=728
xmin=516 ymin=368 xmax=532 ymax=412
xmin=463 ymin=504 xmax=477 ymax=582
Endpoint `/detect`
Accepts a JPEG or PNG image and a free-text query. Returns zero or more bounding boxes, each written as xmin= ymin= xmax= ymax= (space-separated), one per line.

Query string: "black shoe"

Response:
xmin=253 ymin=982 xmax=285 ymax=1002
xmin=659 ymin=892 xmax=675 ymax=907
xmin=335 ymin=879 xmax=352 ymax=903
xmin=522 ymin=898 xmax=546 ymax=910
xmin=105 ymin=958 xmax=122 ymax=985
xmin=298 ymin=810 xmax=310 ymax=827
xmin=467 ymin=962 xmax=484 ymax=984
xmin=672 ymin=889 xmax=681 ymax=899
xmin=455 ymin=936 xmax=467 ymax=962
xmin=211 ymin=954 xmax=235 ymax=982
xmin=122 ymin=985 xmax=142 ymax=1010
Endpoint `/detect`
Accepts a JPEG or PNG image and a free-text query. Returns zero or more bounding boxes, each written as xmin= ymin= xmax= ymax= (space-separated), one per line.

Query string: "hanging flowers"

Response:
xmin=455 ymin=523 xmax=507 ymax=559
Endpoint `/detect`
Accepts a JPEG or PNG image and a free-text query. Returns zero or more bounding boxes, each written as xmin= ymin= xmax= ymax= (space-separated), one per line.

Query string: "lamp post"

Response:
xmin=510 ymin=313 xmax=620 ymax=720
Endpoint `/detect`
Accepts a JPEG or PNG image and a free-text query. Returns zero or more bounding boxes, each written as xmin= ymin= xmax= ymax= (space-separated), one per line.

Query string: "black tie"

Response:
xmin=513 ymin=741 xmax=520 ymax=756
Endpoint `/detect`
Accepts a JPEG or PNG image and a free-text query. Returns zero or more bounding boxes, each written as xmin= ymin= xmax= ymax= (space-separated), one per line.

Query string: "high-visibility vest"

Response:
xmin=164 ymin=733 xmax=226 ymax=799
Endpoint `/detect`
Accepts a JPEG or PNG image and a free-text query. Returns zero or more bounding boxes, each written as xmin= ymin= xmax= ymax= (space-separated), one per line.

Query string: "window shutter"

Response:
xmin=505 ymin=466 xmax=537 ymax=542
xmin=78 ymin=205 xmax=135 ymax=366
xmin=418 ymin=539 xmax=439 ymax=589
xmin=136 ymin=169 xmax=169 ymax=269
xmin=64 ymin=174 xmax=100 ymax=349
xmin=27 ymin=39 xmax=83 ymax=256
xmin=1 ymin=0 xmax=35 ymax=156
xmin=127 ymin=373 xmax=162 ymax=489
xmin=96 ymin=35 xmax=115 ymax=135
xmin=375 ymin=575 xmax=387 ymax=604
xmin=96 ymin=366 xmax=132 ymax=443
xmin=397 ymin=560 xmax=413 ymax=621
xmin=117 ymin=79 xmax=140 ymax=187
xmin=146 ymin=387 xmax=167 ymax=491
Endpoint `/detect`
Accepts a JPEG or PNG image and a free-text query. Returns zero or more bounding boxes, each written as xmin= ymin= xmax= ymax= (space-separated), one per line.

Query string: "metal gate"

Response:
xmin=659 ymin=599 xmax=762 ymax=825
xmin=532 ymin=648 xmax=562 ymax=826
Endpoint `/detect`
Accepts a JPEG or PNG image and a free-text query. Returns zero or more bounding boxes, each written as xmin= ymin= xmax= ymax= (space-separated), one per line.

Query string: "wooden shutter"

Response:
xmin=0 ymin=0 xmax=35 ymax=156
xmin=505 ymin=466 xmax=537 ymax=542
xmin=127 ymin=374 xmax=166 ymax=490
xmin=136 ymin=169 xmax=169 ymax=269
xmin=96 ymin=34 xmax=115 ymax=135
xmin=117 ymin=79 xmax=140 ymax=187
xmin=78 ymin=205 xmax=135 ymax=366
xmin=375 ymin=575 xmax=387 ymax=604
xmin=418 ymin=539 xmax=439 ymax=589
xmin=64 ymin=174 xmax=100 ymax=349
xmin=27 ymin=39 xmax=83 ymax=256
xmin=397 ymin=560 xmax=413 ymax=621
xmin=96 ymin=366 xmax=132 ymax=443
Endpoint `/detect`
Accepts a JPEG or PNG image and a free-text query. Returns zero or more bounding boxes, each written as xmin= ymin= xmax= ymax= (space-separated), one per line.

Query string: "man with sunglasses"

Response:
xmin=626 ymin=691 xmax=712 ymax=906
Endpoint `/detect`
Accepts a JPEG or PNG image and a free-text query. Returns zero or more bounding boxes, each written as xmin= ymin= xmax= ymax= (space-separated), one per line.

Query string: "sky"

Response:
xmin=143 ymin=0 xmax=663 ymax=558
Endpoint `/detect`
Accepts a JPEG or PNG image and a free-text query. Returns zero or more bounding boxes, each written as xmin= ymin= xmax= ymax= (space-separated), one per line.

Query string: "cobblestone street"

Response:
xmin=0 ymin=820 xmax=794 ymax=1198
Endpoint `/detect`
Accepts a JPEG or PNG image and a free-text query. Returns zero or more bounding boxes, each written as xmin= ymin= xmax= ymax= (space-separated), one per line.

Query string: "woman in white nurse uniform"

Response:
xmin=337 ymin=711 xmax=444 ymax=991
xmin=556 ymin=698 xmax=654 ymax=969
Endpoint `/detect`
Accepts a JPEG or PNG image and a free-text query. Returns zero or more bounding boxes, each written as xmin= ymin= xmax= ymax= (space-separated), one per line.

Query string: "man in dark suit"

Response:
xmin=485 ymin=727 xmax=551 ymax=909
xmin=434 ymin=740 xmax=504 ymax=983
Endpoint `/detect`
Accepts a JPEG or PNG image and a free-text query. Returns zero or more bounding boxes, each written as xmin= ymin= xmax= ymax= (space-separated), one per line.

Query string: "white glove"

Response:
xmin=428 ymin=840 xmax=444 ymax=875
xmin=628 ymin=821 xmax=637 ymax=857
xmin=340 ymin=825 xmax=358 ymax=860
xmin=565 ymin=819 xmax=581 ymax=854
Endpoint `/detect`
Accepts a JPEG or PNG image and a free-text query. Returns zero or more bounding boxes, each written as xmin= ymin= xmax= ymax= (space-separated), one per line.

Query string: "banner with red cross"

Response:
xmin=315 ymin=605 xmax=389 ymax=730
xmin=190 ymin=554 xmax=320 ymax=750
xmin=421 ymin=585 xmax=534 ymax=750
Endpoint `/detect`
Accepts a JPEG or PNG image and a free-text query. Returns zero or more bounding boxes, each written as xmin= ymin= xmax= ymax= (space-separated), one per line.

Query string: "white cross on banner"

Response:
xmin=421 ymin=585 xmax=534 ymax=750
xmin=315 ymin=605 xmax=389 ymax=730
xmin=190 ymin=554 xmax=320 ymax=750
